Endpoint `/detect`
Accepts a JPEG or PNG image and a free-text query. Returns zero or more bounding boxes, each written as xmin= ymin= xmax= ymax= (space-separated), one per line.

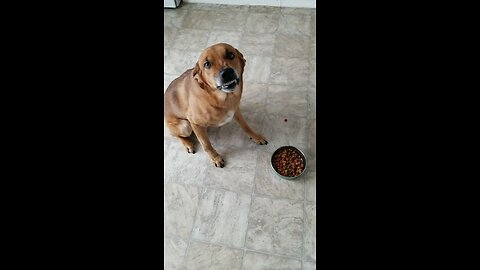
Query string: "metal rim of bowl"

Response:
xmin=270 ymin=146 xmax=307 ymax=180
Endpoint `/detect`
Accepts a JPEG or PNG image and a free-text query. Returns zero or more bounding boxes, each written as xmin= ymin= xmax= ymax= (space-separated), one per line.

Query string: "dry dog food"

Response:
xmin=272 ymin=148 xmax=304 ymax=177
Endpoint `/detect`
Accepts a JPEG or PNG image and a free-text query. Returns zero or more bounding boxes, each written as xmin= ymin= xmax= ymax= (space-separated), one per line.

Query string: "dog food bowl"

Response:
xmin=271 ymin=146 xmax=307 ymax=180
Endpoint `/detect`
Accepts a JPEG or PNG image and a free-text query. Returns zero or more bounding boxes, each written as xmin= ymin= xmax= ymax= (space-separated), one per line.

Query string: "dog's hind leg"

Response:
xmin=166 ymin=118 xmax=196 ymax=154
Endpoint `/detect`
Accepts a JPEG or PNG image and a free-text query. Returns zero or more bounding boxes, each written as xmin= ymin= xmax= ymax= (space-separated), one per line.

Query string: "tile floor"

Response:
xmin=164 ymin=3 xmax=316 ymax=270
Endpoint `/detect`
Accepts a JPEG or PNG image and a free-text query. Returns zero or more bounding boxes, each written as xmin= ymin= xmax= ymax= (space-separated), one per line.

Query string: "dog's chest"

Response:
xmin=215 ymin=109 xmax=235 ymax=127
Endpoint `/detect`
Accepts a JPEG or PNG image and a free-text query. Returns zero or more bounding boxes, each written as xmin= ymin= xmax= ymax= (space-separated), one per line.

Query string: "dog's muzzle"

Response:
xmin=216 ymin=68 xmax=240 ymax=92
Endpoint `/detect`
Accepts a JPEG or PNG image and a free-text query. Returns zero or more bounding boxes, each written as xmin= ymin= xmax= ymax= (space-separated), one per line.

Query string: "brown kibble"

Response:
xmin=272 ymin=148 xmax=305 ymax=177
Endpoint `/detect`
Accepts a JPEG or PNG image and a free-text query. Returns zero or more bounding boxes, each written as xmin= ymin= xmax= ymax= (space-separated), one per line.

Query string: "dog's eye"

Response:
xmin=203 ymin=61 xmax=211 ymax=69
xmin=227 ymin=52 xmax=235 ymax=60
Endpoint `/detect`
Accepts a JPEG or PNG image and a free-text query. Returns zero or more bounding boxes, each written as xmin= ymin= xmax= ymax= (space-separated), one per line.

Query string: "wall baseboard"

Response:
xmin=183 ymin=0 xmax=315 ymax=8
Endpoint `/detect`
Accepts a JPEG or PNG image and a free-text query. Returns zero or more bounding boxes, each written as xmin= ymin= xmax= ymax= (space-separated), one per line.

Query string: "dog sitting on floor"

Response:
xmin=164 ymin=43 xmax=267 ymax=168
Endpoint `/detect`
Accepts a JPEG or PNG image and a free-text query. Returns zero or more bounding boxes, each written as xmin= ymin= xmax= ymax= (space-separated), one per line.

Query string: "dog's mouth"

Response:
xmin=217 ymin=78 xmax=240 ymax=92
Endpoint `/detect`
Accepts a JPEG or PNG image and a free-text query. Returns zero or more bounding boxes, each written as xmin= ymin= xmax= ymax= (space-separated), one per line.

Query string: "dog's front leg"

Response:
xmin=191 ymin=123 xmax=225 ymax=168
xmin=234 ymin=109 xmax=268 ymax=145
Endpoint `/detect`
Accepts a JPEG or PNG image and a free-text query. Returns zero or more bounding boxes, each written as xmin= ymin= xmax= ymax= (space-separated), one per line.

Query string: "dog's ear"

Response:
xmin=193 ymin=62 xmax=206 ymax=89
xmin=236 ymin=49 xmax=246 ymax=69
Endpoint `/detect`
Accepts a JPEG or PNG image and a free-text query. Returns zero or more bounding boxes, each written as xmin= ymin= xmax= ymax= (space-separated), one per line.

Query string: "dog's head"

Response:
xmin=192 ymin=43 xmax=246 ymax=93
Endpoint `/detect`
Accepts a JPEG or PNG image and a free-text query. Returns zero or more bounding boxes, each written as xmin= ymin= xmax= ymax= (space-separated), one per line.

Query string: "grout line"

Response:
xmin=189 ymin=237 xmax=304 ymax=262
xmin=179 ymin=159 xmax=206 ymax=260
xmin=240 ymin=147 xmax=259 ymax=270
xmin=243 ymin=247 xmax=301 ymax=262
xmin=164 ymin=232 xmax=190 ymax=243
xmin=178 ymin=183 xmax=205 ymax=270
xmin=239 ymin=194 xmax=253 ymax=270
xmin=165 ymin=180 xmax=307 ymax=204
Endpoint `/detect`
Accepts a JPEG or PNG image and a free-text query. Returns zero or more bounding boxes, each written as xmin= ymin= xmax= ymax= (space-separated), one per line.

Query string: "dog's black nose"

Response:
xmin=220 ymin=68 xmax=236 ymax=81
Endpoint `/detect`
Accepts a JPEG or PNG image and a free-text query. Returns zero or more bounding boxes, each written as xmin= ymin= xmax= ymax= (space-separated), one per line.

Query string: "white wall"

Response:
xmin=183 ymin=0 xmax=315 ymax=8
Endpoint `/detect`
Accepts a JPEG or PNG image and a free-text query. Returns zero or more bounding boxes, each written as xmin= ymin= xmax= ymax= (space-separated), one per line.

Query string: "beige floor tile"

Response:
xmin=254 ymin=150 xmax=305 ymax=201
xmin=307 ymin=90 xmax=316 ymax=118
xmin=182 ymin=10 xmax=217 ymax=30
xmin=164 ymin=50 xmax=199 ymax=76
xmin=270 ymin=57 xmax=310 ymax=86
xmin=304 ymin=203 xmax=316 ymax=262
xmin=171 ymin=29 xmax=210 ymax=51
xmin=164 ymin=235 xmax=188 ymax=270
xmin=164 ymin=26 xmax=177 ymax=49
xmin=261 ymin=114 xmax=307 ymax=149
xmin=213 ymin=11 xmax=248 ymax=31
xmin=310 ymin=59 xmax=316 ymax=85
xmin=266 ymin=84 xmax=308 ymax=118
xmin=245 ymin=13 xmax=279 ymax=33
xmin=240 ymin=82 xmax=268 ymax=113
xmin=164 ymin=49 xmax=168 ymax=69
xmin=312 ymin=14 xmax=316 ymax=35
xmin=305 ymin=171 xmax=316 ymax=203
xmin=192 ymin=188 xmax=251 ymax=248
xmin=164 ymin=138 xmax=209 ymax=185
xmin=275 ymin=34 xmax=311 ymax=59
xmin=245 ymin=197 xmax=304 ymax=257
xmin=203 ymin=145 xmax=259 ymax=193
xmin=183 ymin=241 xmax=243 ymax=270
xmin=243 ymin=55 xmax=272 ymax=83
xmin=164 ymin=183 xmax=200 ymax=238
xmin=307 ymin=84 xmax=316 ymax=97
xmin=303 ymin=261 xmax=316 ymax=270
xmin=164 ymin=8 xmax=189 ymax=28
xmin=207 ymin=31 xmax=241 ymax=48
xmin=311 ymin=37 xmax=316 ymax=59
xmin=278 ymin=14 xmax=312 ymax=36
xmin=242 ymin=251 xmax=302 ymax=270
xmin=306 ymin=119 xmax=316 ymax=172
xmin=240 ymin=33 xmax=276 ymax=57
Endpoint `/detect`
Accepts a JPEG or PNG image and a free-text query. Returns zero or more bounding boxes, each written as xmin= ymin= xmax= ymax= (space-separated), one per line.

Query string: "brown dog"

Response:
xmin=164 ymin=43 xmax=267 ymax=168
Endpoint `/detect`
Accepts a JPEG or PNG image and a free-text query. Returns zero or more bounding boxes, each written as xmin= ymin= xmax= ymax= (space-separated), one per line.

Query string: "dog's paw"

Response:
xmin=249 ymin=134 xmax=268 ymax=145
xmin=212 ymin=155 xmax=225 ymax=168
xmin=182 ymin=141 xmax=195 ymax=154
xmin=186 ymin=146 xmax=195 ymax=154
